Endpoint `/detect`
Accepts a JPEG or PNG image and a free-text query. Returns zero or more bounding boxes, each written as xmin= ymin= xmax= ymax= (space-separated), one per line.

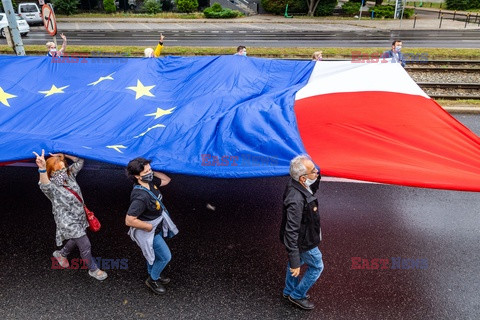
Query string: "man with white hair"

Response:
xmin=144 ymin=33 xmax=165 ymax=58
xmin=279 ymin=154 xmax=323 ymax=310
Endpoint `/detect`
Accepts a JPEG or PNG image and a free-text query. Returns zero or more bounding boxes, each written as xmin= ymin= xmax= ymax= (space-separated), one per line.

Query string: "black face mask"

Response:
xmin=141 ymin=172 xmax=153 ymax=182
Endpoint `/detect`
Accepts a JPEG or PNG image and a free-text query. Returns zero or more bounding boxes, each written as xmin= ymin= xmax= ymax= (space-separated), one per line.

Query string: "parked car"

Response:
xmin=0 ymin=13 xmax=31 ymax=38
xmin=115 ymin=0 xmax=138 ymax=10
xmin=18 ymin=2 xmax=43 ymax=26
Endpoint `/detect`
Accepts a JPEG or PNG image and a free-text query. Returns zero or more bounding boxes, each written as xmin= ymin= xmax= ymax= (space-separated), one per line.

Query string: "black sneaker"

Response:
xmin=158 ymin=276 xmax=171 ymax=285
xmin=288 ymin=296 xmax=315 ymax=310
xmin=145 ymin=276 xmax=166 ymax=295
xmin=283 ymin=293 xmax=310 ymax=300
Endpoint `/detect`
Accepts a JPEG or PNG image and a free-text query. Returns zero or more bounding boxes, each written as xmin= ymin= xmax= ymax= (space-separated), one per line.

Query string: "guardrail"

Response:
xmin=436 ymin=10 xmax=480 ymax=28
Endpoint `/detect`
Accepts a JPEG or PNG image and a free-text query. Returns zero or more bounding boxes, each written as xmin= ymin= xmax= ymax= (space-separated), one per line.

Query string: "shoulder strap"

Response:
xmin=134 ymin=185 xmax=169 ymax=214
xmin=134 ymin=184 xmax=160 ymax=200
xmin=64 ymin=186 xmax=83 ymax=204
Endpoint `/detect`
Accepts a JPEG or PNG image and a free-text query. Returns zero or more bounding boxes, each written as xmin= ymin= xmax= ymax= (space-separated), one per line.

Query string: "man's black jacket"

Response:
xmin=279 ymin=178 xmax=321 ymax=268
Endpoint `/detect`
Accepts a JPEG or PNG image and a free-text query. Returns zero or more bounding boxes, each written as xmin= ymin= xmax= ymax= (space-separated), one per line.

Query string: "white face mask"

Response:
xmin=49 ymin=48 xmax=57 ymax=53
xmin=305 ymin=177 xmax=318 ymax=187
xmin=395 ymin=46 xmax=402 ymax=52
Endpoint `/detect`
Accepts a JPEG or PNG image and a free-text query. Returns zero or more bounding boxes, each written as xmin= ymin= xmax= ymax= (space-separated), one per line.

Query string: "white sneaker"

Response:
xmin=52 ymin=251 xmax=69 ymax=268
xmin=89 ymin=269 xmax=108 ymax=281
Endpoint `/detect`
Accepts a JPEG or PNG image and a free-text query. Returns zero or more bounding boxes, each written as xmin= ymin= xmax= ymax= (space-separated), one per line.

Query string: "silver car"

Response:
xmin=18 ymin=3 xmax=43 ymax=26
xmin=0 ymin=13 xmax=31 ymax=38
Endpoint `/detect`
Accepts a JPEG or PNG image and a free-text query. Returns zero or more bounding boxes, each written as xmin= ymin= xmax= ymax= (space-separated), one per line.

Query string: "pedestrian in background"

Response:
xmin=46 ymin=33 xmax=67 ymax=57
xmin=125 ymin=157 xmax=178 ymax=295
xmin=234 ymin=45 xmax=247 ymax=56
xmin=382 ymin=40 xmax=406 ymax=67
xmin=312 ymin=51 xmax=323 ymax=61
xmin=280 ymin=154 xmax=323 ymax=310
xmin=144 ymin=33 xmax=165 ymax=58
xmin=33 ymin=150 xmax=107 ymax=281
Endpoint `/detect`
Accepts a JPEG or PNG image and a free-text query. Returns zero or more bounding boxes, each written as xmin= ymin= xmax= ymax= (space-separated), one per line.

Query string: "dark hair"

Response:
xmin=237 ymin=45 xmax=246 ymax=52
xmin=392 ymin=40 xmax=402 ymax=46
xmin=126 ymin=157 xmax=151 ymax=183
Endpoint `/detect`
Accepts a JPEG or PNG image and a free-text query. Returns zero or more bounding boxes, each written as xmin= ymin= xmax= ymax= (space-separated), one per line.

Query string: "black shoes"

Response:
xmin=283 ymin=293 xmax=310 ymax=300
xmin=145 ymin=276 xmax=166 ymax=295
xmin=158 ymin=276 xmax=171 ymax=285
xmin=287 ymin=296 xmax=315 ymax=310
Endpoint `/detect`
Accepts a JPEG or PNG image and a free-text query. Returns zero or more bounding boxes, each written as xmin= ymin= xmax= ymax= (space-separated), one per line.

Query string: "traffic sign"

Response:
xmin=42 ymin=4 xmax=57 ymax=36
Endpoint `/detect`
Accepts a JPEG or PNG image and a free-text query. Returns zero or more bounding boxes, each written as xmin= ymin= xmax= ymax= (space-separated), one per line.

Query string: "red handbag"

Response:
xmin=64 ymin=187 xmax=101 ymax=232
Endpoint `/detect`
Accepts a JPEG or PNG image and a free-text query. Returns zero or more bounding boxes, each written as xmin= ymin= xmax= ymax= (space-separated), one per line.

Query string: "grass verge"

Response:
xmin=1 ymin=45 xmax=480 ymax=60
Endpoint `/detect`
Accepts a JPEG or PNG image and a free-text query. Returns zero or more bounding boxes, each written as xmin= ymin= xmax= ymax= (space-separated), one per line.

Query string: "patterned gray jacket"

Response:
xmin=39 ymin=158 xmax=89 ymax=246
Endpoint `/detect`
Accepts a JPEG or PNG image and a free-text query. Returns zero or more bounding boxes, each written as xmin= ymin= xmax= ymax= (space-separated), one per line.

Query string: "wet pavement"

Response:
xmin=0 ymin=115 xmax=480 ymax=319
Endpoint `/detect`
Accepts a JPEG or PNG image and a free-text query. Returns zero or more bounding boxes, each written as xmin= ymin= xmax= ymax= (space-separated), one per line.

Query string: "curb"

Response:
xmin=442 ymin=106 xmax=480 ymax=114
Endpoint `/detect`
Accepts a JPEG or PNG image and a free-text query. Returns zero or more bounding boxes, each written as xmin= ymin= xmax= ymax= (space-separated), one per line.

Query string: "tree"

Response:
xmin=306 ymin=0 xmax=320 ymax=16
xmin=52 ymin=0 xmax=80 ymax=15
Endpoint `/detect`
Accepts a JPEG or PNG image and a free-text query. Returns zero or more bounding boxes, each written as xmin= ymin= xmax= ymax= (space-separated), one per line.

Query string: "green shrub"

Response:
xmin=445 ymin=0 xmax=470 ymax=10
xmin=470 ymin=0 xmax=480 ymax=8
xmin=314 ymin=0 xmax=338 ymax=16
xmin=103 ymin=0 xmax=116 ymax=13
xmin=403 ymin=7 xmax=414 ymax=18
xmin=260 ymin=0 xmax=308 ymax=15
xmin=144 ymin=0 xmax=162 ymax=14
xmin=175 ymin=0 xmax=199 ymax=13
xmin=52 ymin=0 xmax=80 ymax=15
xmin=369 ymin=5 xmax=414 ymax=18
xmin=204 ymin=2 xmax=242 ymax=18
xmin=368 ymin=5 xmax=394 ymax=18
xmin=341 ymin=1 xmax=361 ymax=15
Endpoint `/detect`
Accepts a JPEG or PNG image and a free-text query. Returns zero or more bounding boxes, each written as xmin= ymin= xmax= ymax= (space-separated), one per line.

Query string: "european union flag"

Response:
xmin=0 ymin=55 xmax=313 ymax=177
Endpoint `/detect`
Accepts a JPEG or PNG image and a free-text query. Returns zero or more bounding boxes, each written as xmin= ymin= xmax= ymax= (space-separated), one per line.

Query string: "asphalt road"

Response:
xmin=0 ymin=114 xmax=479 ymax=319
xmin=22 ymin=26 xmax=480 ymax=48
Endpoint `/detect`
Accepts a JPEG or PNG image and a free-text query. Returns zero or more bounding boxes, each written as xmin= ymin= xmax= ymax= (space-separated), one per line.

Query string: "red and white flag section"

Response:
xmin=295 ymin=61 xmax=480 ymax=191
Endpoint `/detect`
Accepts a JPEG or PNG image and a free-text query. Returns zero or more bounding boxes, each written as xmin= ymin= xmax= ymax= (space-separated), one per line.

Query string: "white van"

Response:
xmin=18 ymin=3 xmax=42 ymax=26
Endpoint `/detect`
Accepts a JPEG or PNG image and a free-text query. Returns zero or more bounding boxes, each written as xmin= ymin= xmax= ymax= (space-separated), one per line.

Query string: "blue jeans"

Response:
xmin=283 ymin=247 xmax=324 ymax=300
xmin=147 ymin=234 xmax=171 ymax=281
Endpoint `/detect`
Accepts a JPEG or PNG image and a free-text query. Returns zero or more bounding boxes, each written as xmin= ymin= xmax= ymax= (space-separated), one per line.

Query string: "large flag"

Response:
xmin=1 ymin=55 xmax=480 ymax=191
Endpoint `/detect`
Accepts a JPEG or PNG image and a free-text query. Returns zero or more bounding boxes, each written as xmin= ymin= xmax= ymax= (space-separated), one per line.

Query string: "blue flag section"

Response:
xmin=0 ymin=56 xmax=314 ymax=177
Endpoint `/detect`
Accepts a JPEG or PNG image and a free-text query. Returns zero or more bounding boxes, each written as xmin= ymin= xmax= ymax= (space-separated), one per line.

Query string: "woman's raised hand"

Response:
xmin=33 ymin=149 xmax=46 ymax=169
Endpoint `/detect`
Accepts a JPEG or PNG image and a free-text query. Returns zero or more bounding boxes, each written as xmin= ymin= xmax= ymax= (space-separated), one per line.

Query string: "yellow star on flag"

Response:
xmin=134 ymin=124 xmax=166 ymax=138
xmin=145 ymin=107 xmax=175 ymax=119
xmin=106 ymin=145 xmax=127 ymax=153
xmin=0 ymin=87 xmax=17 ymax=107
xmin=88 ymin=73 xmax=115 ymax=86
xmin=126 ymin=80 xmax=155 ymax=100
xmin=39 ymin=85 xmax=69 ymax=97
